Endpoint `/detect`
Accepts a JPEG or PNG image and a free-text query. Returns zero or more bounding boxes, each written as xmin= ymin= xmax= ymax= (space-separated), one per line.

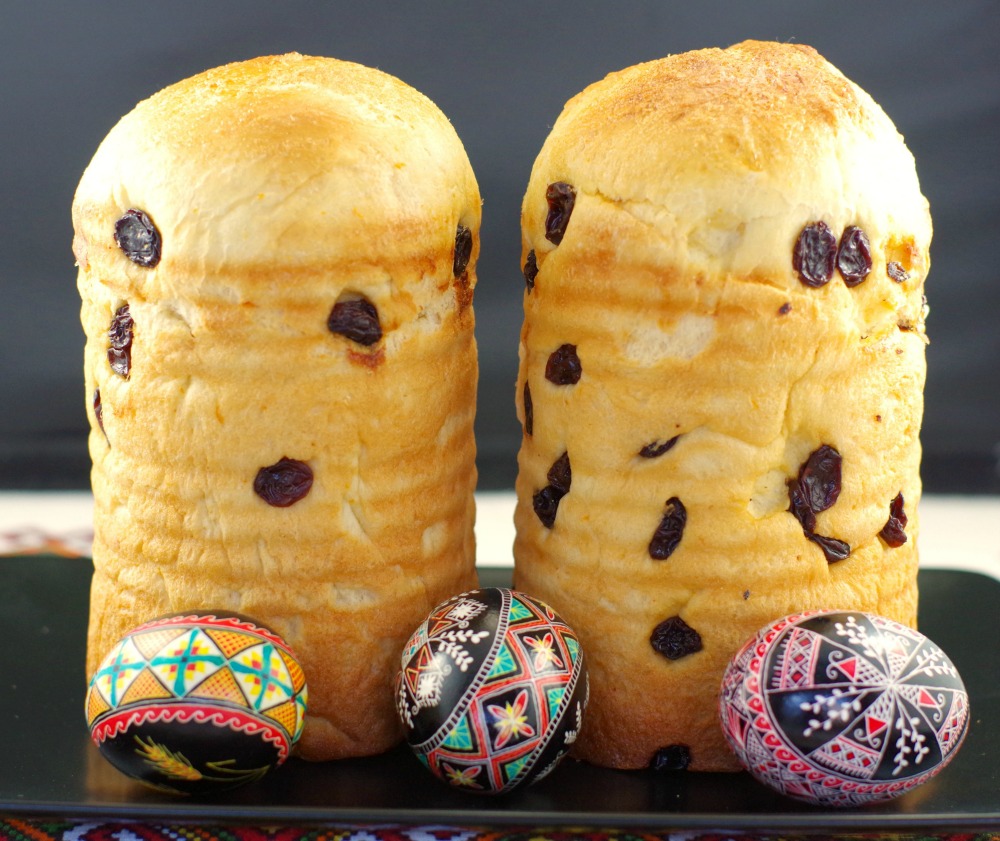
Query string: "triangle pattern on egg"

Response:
xmin=187 ymin=663 xmax=245 ymax=706
xmin=441 ymin=715 xmax=478 ymax=753
xmin=280 ymin=649 xmax=306 ymax=693
xmin=205 ymin=628 xmax=259 ymax=658
xmin=264 ymin=698 xmax=300 ymax=736
xmin=565 ymin=635 xmax=580 ymax=666
xmin=507 ymin=597 xmax=535 ymax=624
xmin=131 ymin=627 xmax=188 ymax=659
xmin=832 ymin=656 xmax=858 ymax=681
xmin=918 ymin=688 xmax=941 ymax=709
xmin=865 ymin=713 xmax=888 ymax=739
xmin=485 ymin=642 xmax=521 ymax=681
xmin=119 ymin=666 xmax=174 ymax=706
xmin=501 ymin=753 xmax=531 ymax=784
xmin=86 ymin=684 xmax=112 ymax=723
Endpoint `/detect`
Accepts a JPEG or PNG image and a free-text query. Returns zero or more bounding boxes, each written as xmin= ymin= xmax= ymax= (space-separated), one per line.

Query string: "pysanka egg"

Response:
xmin=86 ymin=611 xmax=307 ymax=795
xmin=395 ymin=587 xmax=588 ymax=794
xmin=719 ymin=610 xmax=969 ymax=807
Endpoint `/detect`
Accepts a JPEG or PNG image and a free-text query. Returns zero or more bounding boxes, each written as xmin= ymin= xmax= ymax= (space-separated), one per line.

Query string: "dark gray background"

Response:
xmin=2 ymin=2 xmax=998 ymax=492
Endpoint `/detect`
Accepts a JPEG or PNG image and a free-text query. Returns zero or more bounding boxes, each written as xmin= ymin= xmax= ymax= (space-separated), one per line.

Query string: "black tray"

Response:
xmin=2 ymin=557 xmax=998 ymax=832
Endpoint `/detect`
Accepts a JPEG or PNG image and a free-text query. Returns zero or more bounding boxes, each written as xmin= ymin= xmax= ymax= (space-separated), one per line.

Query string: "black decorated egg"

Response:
xmin=395 ymin=587 xmax=588 ymax=794
xmin=719 ymin=610 xmax=969 ymax=807
xmin=85 ymin=611 xmax=307 ymax=795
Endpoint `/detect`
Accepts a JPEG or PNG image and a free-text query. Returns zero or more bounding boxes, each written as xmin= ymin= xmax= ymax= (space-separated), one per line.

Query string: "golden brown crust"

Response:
xmin=75 ymin=53 xmax=481 ymax=760
xmin=513 ymin=41 xmax=930 ymax=771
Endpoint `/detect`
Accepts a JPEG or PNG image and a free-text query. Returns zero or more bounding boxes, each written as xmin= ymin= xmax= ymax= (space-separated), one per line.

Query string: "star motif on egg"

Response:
xmin=442 ymin=762 xmax=483 ymax=788
xmin=524 ymin=632 xmax=563 ymax=672
xmin=487 ymin=689 xmax=536 ymax=749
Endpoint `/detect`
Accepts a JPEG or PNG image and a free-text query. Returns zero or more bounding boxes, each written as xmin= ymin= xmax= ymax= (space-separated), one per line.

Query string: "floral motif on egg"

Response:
xmin=86 ymin=612 xmax=307 ymax=794
xmin=396 ymin=587 xmax=588 ymax=794
xmin=719 ymin=610 xmax=969 ymax=807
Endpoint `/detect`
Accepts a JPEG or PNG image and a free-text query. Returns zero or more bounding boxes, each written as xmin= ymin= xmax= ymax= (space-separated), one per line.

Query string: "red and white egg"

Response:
xmin=719 ymin=609 xmax=969 ymax=807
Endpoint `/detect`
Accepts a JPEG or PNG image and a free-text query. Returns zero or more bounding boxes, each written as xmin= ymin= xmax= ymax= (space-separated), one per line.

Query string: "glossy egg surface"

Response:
xmin=86 ymin=611 xmax=307 ymax=795
xmin=396 ymin=587 xmax=588 ymax=794
xmin=719 ymin=610 xmax=969 ymax=807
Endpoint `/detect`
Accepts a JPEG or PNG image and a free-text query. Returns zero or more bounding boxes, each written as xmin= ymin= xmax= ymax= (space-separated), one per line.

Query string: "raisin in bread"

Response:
xmin=513 ymin=40 xmax=931 ymax=772
xmin=73 ymin=53 xmax=481 ymax=761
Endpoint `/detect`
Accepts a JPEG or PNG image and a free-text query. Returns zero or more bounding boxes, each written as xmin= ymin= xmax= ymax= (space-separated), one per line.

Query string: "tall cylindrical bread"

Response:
xmin=513 ymin=41 xmax=931 ymax=772
xmin=73 ymin=54 xmax=481 ymax=761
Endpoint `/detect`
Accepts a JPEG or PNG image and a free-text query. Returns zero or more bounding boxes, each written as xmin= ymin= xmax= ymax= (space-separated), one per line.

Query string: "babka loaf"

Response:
xmin=73 ymin=53 xmax=481 ymax=761
xmin=513 ymin=40 xmax=931 ymax=771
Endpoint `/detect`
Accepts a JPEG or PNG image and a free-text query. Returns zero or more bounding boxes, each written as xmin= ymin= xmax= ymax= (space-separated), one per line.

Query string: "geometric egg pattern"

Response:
xmin=86 ymin=611 xmax=308 ymax=793
xmin=396 ymin=587 xmax=588 ymax=794
xmin=719 ymin=610 xmax=970 ymax=807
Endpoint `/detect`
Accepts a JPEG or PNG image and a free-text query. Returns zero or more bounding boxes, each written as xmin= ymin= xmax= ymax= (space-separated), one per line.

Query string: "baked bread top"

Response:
xmin=521 ymin=40 xmax=930 ymax=318
xmin=73 ymin=52 xmax=481 ymax=281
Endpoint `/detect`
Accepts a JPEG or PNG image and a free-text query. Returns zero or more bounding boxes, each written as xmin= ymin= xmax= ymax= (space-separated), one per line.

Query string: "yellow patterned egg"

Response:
xmin=85 ymin=611 xmax=307 ymax=795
